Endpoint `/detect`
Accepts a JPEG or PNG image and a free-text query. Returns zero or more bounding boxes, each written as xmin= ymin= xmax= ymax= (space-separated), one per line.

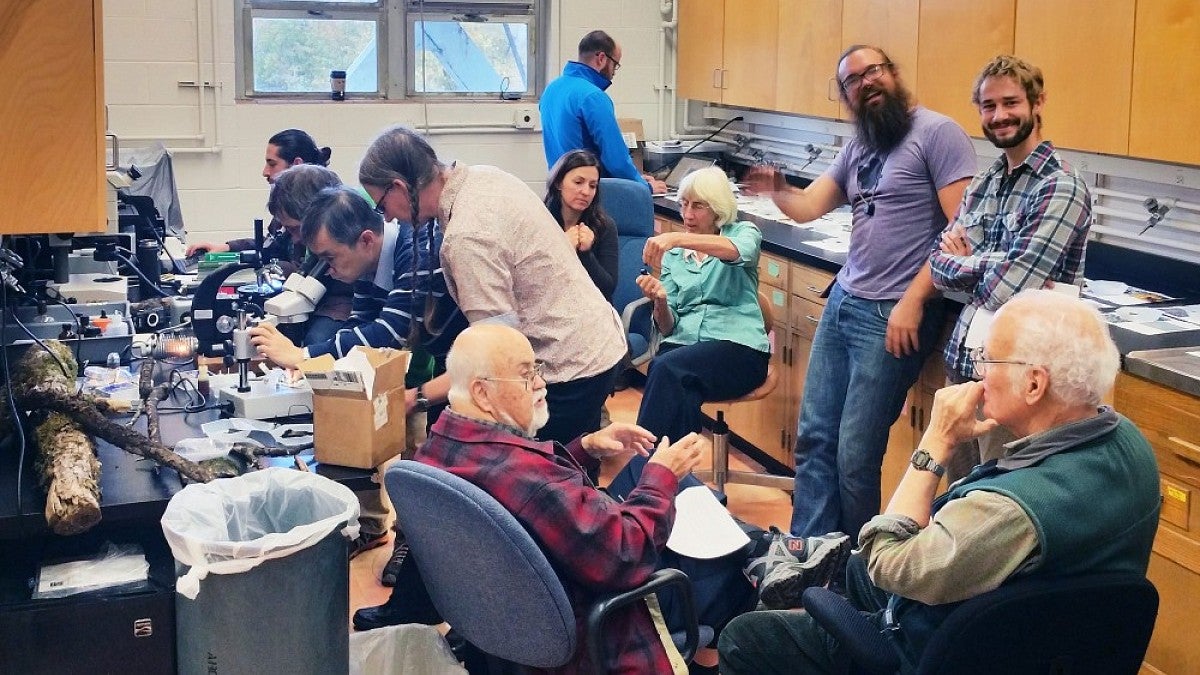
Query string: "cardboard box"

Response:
xmin=618 ymin=118 xmax=646 ymax=172
xmin=299 ymin=347 xmax=411 ymax=469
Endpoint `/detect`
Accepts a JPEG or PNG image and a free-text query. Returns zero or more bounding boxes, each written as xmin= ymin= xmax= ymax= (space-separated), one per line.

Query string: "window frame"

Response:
xmin=234 ymin=0 xmax=545 ymax=101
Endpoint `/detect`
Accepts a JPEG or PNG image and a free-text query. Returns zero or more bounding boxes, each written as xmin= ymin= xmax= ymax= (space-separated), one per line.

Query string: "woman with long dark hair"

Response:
xmin=544 ymin=149 xmax=618 ymax=301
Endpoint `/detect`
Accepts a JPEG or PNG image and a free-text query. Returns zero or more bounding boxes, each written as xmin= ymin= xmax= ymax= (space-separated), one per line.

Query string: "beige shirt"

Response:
xmin=438 ymin=164 xmax=627 ymax=383
xmin=858 ymin=490 xmax=1040 ymax=605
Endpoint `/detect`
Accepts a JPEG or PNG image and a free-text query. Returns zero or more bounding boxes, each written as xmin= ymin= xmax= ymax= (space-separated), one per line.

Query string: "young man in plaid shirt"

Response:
xmin=929 ymin=55 xmax=1094 ymax=482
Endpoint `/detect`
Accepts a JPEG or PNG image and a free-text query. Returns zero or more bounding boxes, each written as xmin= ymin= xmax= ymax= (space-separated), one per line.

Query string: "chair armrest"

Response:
xmin=802 ymin=587 xmax=898 ymax=675
xmin=620 ymin=296 xmax=651 ymax=331
xmin=587 ymin=568 xmax=699 ymax=668
xmin=620 ymin=297 xmax=661 ymax=366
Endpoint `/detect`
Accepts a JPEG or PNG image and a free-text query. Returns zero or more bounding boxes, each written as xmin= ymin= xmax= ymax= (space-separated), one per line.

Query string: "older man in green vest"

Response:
xmin=718 ymin=289 xmax=1161 ymax=673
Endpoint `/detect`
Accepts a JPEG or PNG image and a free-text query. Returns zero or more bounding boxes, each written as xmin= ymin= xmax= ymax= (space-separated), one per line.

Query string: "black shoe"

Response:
xmin=380 ymin=535 xmax=408 ymax=587
xmin=352 ymin=595 xmax=442 ymax=631
xmin=348 ymin=530 xmax=388 ymax=560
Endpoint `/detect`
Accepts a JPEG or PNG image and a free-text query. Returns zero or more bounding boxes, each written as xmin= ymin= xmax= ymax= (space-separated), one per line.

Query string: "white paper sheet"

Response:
xmin=665 ymin=486 xmax=751 ymax=559
xmin=808 ymin=237 xmax=851 ymax=253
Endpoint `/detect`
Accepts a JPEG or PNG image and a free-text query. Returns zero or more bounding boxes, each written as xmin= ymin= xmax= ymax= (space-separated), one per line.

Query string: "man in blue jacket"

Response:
xmin=540 ymin=30 xmax=667 ymax=194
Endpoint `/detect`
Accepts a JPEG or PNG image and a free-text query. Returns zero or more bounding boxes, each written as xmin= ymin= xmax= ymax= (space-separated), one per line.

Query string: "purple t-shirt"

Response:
xmin=826 ymin=106 xmax=976 ymax=300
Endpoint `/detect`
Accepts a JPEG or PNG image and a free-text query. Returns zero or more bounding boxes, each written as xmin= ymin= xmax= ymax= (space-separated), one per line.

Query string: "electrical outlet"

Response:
xmin=513 ymin=107 xmax=538 ymax=129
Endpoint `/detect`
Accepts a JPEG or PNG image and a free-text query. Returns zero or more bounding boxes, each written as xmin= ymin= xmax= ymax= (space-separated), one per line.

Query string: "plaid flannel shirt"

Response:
xmin=415 ymin=411 xmax=680 ymax=674
xmin=930 ymin=141 xmax=1093 ymax=380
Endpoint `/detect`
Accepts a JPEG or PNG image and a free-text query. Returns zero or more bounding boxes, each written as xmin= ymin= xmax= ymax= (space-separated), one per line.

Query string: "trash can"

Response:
xmin=161 ymin=467 xmax=360 ymax=675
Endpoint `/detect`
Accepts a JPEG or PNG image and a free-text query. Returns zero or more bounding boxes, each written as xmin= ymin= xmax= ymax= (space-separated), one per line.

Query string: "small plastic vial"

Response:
xmin=330 ymin=70 xmax=346 ymax=101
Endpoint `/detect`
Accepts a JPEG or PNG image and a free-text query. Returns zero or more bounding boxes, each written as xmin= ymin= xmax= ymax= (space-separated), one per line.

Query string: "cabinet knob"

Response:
xmin=1169 ymin=436 xmax=1200 ymax=465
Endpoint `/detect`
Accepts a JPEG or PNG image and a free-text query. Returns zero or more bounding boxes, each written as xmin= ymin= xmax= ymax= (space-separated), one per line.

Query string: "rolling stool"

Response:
xmin=694 ymin=292 xmax=795 ymax=494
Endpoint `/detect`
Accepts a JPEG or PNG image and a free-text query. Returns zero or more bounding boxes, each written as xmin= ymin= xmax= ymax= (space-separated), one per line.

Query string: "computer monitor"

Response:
xmin=664 ymin=156 xmax=717 ymax=191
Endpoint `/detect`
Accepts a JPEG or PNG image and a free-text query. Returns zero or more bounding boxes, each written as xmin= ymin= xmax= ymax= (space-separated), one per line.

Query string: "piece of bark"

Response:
xmin=33 ymin=413 xmax=102 ymax=535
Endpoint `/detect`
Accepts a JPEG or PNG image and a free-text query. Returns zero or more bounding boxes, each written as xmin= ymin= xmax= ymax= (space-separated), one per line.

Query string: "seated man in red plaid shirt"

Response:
xmin=356 ymin=324 xmax=850 ymax=672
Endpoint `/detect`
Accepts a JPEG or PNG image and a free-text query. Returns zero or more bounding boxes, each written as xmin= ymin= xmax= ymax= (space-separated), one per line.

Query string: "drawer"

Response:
xmin=790 ymin=263 xmax=835 ymax=306
xmin=758 ymin=253 xmax=789 ymax=291
xmin=1115 ymin=373 xmax=1200 ymax=490
xmin=654 ymin=216 xmax=679 ymax=235
xmin=789 ymin=295 xmax=824 ymax=341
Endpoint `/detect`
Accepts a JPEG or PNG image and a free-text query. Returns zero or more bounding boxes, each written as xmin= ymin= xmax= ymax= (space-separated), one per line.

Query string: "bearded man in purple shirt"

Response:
xmin=745 ymin=44 xmax=977 ymax=545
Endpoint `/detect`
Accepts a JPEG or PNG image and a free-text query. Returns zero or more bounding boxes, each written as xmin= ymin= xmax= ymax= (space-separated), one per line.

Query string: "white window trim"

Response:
xmin=233 ymin=0 xmax=546 ymax=101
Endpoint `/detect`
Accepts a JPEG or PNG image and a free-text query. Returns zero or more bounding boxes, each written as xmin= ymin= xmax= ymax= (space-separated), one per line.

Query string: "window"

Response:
xmin=235 ymin=1 xmax=543 ymax=100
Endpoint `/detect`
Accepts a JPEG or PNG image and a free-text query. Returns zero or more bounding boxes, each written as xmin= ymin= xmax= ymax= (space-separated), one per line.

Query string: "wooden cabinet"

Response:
xmin=1114 ymin=372 xmax=1200 ymax=674
xmin=916 ymin=0 xmax=1015 ymax=137
xmin=882 ymin=354 xmax=944 ymax=503
xmin=840 ymin=0 xmax=919 ymax=119
xmin=0 ymin=0 xmax=106 ymax=235
xmin=775 ymin=0 xmax=843 ymax=119
xmin=1129 ymin=0 xmax=1200 ymax=166
xmin=677 ymin=0 xmax=779 ymax=110
xmin=1014 ymin=0 xmax=1135 ymax=156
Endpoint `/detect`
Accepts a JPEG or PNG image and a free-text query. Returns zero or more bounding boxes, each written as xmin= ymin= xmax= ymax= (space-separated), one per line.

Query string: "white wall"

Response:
xmin=103 ymin=0 xmax=670 ymax=244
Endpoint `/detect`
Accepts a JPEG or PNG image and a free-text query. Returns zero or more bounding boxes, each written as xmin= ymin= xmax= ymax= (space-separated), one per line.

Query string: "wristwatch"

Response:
xmin=413 ymin=385 xmax=430 ymax=413
xmin=910 ymin=449 xmax=946 ymax=477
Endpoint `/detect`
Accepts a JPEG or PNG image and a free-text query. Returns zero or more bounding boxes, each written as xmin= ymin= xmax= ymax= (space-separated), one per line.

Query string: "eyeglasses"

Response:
xmin=839 ymin=62 xmax=892 ymax=94
xmin=372 ymin=184 xmax=393 ymax=216
xmin=603 ymin=52 xmax=621 ymax=72
xmin=481 ymin=361 xmax=546 ymax=391
xmin=679 ymin=198 xmax=712 ymax=213
xmin=969 ymin=346 xmax=1037 ymax=380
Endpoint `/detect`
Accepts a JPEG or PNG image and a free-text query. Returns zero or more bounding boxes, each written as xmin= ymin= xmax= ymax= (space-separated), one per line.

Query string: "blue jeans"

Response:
xmin=790 ymin=282 xmax=943 ymax=541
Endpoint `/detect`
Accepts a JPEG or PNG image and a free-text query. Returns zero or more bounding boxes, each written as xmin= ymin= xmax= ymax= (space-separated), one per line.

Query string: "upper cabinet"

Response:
xmin=0 ymin=0 xmax=107 ymax=234
xmin=1129 ymin=0 xmax=1200 ymax=166
xmin=839 ymin=0 xmax=919 ymax=120
xmin=916 ymin=0 xmax=1015 ymax=137
xmin=677 ymin=0 xmax=779 ymax=110
xmin=1014 ymin=0 xmax=1135 ymax=156
xmin=775 ymin=0 xmax=843 ymax=119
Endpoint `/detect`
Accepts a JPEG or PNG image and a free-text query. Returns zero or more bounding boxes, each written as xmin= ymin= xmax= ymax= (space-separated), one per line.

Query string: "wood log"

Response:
xmin=33 ymin=413 xmax=101 ymax=535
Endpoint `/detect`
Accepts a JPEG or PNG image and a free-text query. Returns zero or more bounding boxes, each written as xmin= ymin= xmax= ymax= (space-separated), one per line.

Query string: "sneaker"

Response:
xmin=742 ymin=526 xmax=810 ymax=588
xmin=757 ymin=532 xmax=851 ymax=610
xmin=380 ymin=535 xmax=409 ymax=587
xmin=352 ymin=595 xmax=442 ymax=631
xmin=348 ymin=531 xmax=389 ymax=560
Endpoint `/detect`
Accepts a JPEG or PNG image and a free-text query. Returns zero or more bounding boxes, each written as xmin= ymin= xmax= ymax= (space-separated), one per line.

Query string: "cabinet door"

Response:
xmin=677 ymin=0 xmax=726 ymax=103
xmin=0 ymin=0 xmax=106 ymax=234
xmin=1129 ymin=0 xmax=1200 ymax=166
xmin=776 ymin=0 xmax=843 ymax=119
xmin=1014 ymin=0 xmax=1135 ymax=156
xmin=1145 ymin=551 xmax=1200 ymax=675
xmin=720 ymin=0 xmax=780 ymax=110
xmin=917 ymin=0 xmax=1015 ymax=136
xmin=840 ymin=0 xmax=920 ymax=119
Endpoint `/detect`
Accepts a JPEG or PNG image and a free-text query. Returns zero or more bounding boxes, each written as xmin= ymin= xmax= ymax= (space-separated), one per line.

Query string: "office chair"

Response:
xmin=802 ymin=573 xmax=1159 ymax=675
xmin=693 ymin=291 xmax=792 ymax=492
xmin=387 ymin=460 xmax=705 ymax=672
xmin=600 ymin=177 xmax=658 ymax=367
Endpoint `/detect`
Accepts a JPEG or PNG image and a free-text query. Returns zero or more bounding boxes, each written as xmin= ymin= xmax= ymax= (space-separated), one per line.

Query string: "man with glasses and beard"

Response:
xmin=744 ymin=45 xmax=976 ymax=550
xmin=540 ymin=30 xmax=667 ymax=194
xmin=929 ymin=55 xmax=1093 ymax=483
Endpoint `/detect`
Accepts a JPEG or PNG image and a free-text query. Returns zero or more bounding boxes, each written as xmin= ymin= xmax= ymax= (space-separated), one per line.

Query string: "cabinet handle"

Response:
xmin=806 ymin=315 xmax=819 ymax=325
xmin=910 ymin=405 xmax=916 ymax=427
xmin=722 ymin=69 xmax=729 ymax=89
xmin=713 ymin=69 xmax=721 ymax=89
xmin=807 ymin=284 xmax=820 ymax=294
xmin=1169 ymin=436 xmax=1200 ymax=465
xmin=919 ymin=408 xmax=925 ymax=432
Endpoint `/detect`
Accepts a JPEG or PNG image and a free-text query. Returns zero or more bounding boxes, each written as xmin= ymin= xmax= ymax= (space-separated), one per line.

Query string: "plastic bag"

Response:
xmin=349 ymin=625 xmax=466 ymax=675
xmin=32 ymin=542 xmax=150 ymax=599
xmin=160 ymin=467 xmax=359 ymax=599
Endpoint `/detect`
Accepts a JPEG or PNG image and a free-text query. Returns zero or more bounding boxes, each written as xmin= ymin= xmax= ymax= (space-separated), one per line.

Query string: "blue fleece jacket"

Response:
xmin=539 ymin=61 xmax=647 ymax=186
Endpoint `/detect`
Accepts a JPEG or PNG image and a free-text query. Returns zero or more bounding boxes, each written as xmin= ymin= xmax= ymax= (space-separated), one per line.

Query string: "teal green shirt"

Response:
xmin=658 ymin=220 xmax=769 ymax=354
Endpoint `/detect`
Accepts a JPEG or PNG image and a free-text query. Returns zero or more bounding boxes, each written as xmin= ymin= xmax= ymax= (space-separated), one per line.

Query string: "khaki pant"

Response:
xmin=357 ymin=410 xmax=429 ymax=536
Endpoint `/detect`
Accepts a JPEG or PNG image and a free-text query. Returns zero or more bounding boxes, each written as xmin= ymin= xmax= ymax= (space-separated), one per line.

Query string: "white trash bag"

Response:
xmin=161 ymin=467 xmax=360 ymax=599
xmin=350 ymin=625 xmax=466 ymax=675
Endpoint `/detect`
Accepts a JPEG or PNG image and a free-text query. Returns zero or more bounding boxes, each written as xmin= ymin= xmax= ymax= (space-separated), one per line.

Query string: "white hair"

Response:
xmin=1002 ymin=289 xmax=1119 ymax=407
xmin=444 ymin=339 xmax=491 ymax=407
xmin=678 ymin=166 xmax=737 ymax=226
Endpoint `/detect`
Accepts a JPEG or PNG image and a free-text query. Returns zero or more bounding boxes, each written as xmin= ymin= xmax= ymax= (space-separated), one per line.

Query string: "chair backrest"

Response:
xmin=918 ymin=573 xmax=1159 ymax=675
xmin=386 ymin=461 xmax=578 ymax=669
xmin=602 ymin=178 xmax=656 ymax=347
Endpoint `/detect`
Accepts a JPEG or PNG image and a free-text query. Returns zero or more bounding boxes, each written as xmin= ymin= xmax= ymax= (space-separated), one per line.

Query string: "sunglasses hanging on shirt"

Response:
xmin=855 ymin=153 xmax=886 ymax=217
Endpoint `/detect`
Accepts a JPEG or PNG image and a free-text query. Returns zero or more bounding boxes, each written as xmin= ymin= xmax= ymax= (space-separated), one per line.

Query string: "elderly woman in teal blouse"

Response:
xmin=635 ymin=166 xmax=770 ymax=444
